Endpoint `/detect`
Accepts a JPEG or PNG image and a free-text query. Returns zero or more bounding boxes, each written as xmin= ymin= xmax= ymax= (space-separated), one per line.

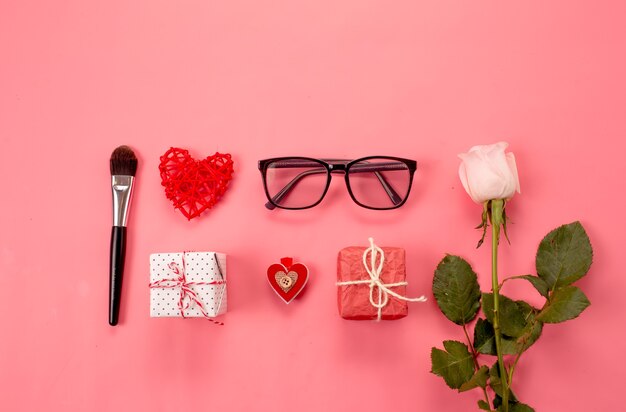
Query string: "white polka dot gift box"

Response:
xmin=149 ymin=252 xmax=227 ymax=324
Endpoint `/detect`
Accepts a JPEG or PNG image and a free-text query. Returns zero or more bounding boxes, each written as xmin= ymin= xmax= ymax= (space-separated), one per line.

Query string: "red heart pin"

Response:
xmin=159 ymin=147 xmax=234 ymax=220
xmin=267 ymin=257 xmax=309 ymax=304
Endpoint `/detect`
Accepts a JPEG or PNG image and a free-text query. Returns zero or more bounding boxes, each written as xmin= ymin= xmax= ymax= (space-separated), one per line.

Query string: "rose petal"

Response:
xmin=458 ymin=162 xmax=473 ymax=201
xmin=458 ymin=142 xmax=518 ymax=203
xmin=459 ymin=150 xmax=505 ymax=203
xmin=506 ymin=152 xmax=521 ymax=194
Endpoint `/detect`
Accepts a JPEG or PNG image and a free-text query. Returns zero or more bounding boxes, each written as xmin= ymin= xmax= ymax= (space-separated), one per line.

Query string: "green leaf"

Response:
xmin=490 ymin=364 xmax=504 ymax=398
xmin=506 ymin=275 xmax=550 ymax=299
xmin=482 ymin=293 xmax=527 ymax=338
xmin=514 ymin=301 xmax=543 ymax=352
xmin=473 ymin=318 xmax=497 ymax=355
xmin=476 ymin=302 xmax=543 ymax=356
xmin=478 ymin=400 xmax=491 ymax=411
xmin=537 ymin=286 xmax=590 ymax=323
xmin=495 ymin=400 xmax=535 ymax=412
xmin=431 ymin=341 xmax=475 ymax=389
xmin=473 ymin=318 xmax=517 ymax=355
xmin=536 ymin=221 xmax=593 ymax=289
xmin=459 ymin=365 xmax=489 ymax=392
xmin=509 ymin=404 xmax=535 ymax=412
xmin=433 ymin=255 xmax=482 ymax=325
xmin=489 ymin=363 xmax=517 ymax=402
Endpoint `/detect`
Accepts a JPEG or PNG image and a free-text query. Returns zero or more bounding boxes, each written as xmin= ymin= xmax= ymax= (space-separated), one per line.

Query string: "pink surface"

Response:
xmin=1 ymin=1 xmax=625 ymax=411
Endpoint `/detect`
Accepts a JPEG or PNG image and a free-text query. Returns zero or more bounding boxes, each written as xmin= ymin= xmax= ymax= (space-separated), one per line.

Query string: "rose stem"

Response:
xmin=490 ymin=199 xmax=510 ymax=412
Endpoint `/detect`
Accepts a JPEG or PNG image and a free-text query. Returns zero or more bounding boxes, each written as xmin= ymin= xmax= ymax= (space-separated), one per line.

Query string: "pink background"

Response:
xmin=1 ymin=1 xmax=625 ymax=411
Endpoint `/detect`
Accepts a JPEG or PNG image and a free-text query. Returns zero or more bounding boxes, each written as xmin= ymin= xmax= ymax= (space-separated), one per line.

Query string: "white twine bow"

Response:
xmin=337 ymin=238 xmax=427 ymax=321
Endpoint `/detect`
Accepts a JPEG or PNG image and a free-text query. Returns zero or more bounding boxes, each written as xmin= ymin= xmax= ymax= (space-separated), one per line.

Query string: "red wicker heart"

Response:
xmin=159 ymin=147 xmax=234 ymax=220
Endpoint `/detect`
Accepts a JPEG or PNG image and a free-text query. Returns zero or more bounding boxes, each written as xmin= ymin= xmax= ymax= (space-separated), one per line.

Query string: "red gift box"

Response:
xmin=337 ymin=244 xmax=410 ymax=320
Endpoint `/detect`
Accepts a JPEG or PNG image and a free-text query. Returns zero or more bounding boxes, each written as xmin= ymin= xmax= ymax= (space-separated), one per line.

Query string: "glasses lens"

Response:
xmin=347 ymin=158 xmax=412 ymax=209
xmin=265 ymin=159 xmax=329 ymax=208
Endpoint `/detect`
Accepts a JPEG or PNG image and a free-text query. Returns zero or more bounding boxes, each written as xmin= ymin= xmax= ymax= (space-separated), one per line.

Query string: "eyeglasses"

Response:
xmin=258 ymin=156 xmax=417 ymax=210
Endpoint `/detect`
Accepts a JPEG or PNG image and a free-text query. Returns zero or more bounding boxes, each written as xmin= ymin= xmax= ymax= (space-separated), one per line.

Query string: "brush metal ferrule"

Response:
xmin=111 ymin=175 xmax=134 ymax=227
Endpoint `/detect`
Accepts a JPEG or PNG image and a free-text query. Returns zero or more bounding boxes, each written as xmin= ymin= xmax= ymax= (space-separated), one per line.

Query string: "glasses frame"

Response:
xmin=258 ymin=156 xmax=417 ymax=210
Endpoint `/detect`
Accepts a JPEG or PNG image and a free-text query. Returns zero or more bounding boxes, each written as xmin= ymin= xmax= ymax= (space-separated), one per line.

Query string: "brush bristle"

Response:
xmin=110 ymin=145 xmax=138 ymax=176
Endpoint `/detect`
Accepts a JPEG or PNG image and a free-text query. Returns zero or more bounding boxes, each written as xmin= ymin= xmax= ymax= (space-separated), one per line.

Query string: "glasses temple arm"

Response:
xmin=265 ymin=168 xmax=328 ymax=209
xmin=347 ymin=163 xmax=405 ymax=205
xmin=374 ymin=171 xmax=403 ymax=205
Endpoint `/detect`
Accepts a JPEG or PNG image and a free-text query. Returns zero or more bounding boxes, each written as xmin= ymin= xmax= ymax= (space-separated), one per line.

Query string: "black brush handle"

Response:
xmin=109 ymin=226 xmax=127 ymax=326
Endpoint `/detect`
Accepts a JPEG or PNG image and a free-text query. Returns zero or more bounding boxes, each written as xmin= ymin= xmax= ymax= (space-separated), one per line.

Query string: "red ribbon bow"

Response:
xmin=149 ymin=254 xmax=225 ymax=325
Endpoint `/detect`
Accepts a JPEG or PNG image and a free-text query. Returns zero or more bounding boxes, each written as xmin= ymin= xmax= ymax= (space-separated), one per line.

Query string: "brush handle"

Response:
xmin=109 ymin=226 xmax=127 ymax=326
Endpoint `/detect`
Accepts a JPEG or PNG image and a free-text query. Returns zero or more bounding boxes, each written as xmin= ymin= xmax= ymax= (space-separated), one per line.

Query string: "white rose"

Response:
xmin=458 ymin=142 xmax=520 ymax=204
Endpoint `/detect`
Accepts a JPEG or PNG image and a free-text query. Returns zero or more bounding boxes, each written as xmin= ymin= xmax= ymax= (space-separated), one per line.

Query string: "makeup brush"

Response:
xmin=109 ymin=145 xmax=138 ymax=326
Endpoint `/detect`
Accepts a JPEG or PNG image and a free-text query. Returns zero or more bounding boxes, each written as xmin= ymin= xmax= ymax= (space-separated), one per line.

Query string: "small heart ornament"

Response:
xmin=267 ymin=257 xmax=309 ymax=304
xmin=159 ymin=147 xmax=234 ymax=220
